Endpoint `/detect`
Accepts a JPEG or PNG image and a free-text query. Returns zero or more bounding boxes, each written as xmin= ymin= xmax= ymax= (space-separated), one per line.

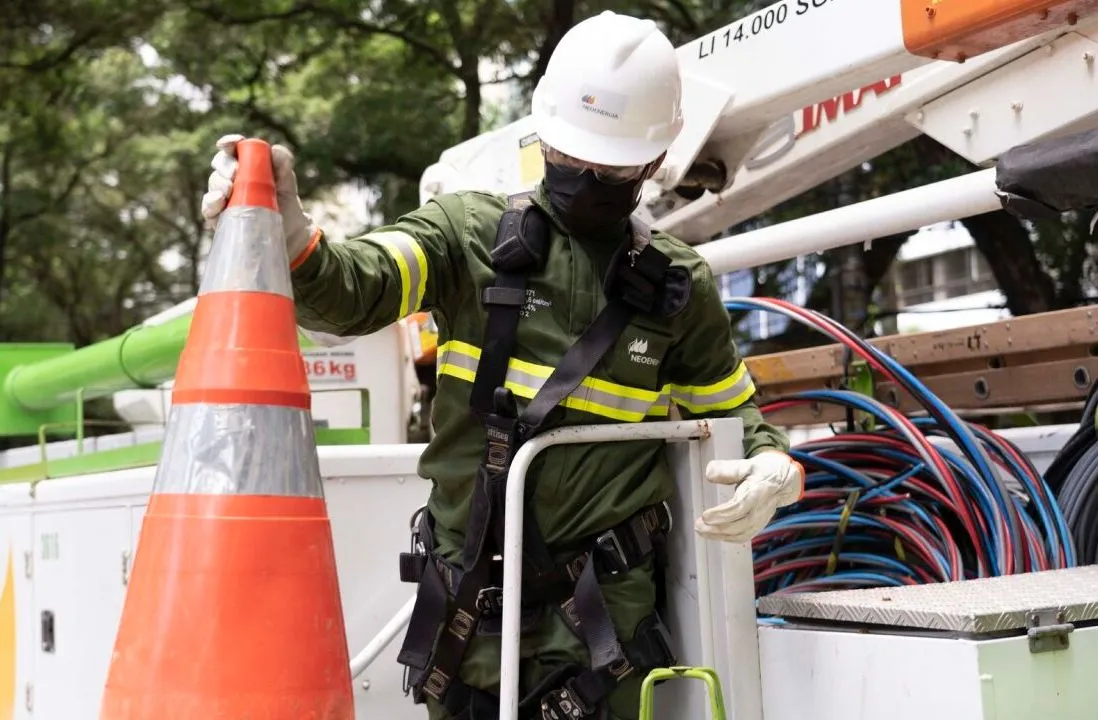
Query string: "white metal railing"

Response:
xmin=500 ymin=419 xmax=755 ymax=720
xmin=348 ymin=596 xmax=416 ymax=680
xmin=344 ymin=418 xmax=762 ymax=720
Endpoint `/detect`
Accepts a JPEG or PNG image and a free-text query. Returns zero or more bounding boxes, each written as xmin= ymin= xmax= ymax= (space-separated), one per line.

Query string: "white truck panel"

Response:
xmin=32 ymin=507 xmax=132 ymax=719
xmin=758 ymin=565 xmax=1098 ymax=719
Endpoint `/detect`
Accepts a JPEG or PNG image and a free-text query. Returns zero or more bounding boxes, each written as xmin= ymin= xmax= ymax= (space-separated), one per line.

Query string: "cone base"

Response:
xmin=100 ymin=494 xmax=353 ymax=720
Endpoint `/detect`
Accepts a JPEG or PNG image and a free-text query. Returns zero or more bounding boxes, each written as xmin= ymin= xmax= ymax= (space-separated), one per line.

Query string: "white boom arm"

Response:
xmin=419 ymin=0 xmax=1098 ymax=245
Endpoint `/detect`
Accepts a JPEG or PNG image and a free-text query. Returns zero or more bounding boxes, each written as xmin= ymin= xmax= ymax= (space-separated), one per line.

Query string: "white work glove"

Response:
xmin=200 ymin=133 xmax=317 ymax=263
xmin=694 ymin=450 xmax=805 ymax=544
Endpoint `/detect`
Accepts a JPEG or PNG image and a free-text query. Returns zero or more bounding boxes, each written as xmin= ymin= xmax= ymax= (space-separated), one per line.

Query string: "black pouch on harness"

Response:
xmin=397 ymin=194 xmax=680 ymax=718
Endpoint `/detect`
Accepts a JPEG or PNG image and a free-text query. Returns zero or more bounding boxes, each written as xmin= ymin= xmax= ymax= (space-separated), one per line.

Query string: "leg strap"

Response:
xmin=398 ymin=501 xmax=675 ymax=711
xmin=439 ymin=612 xmax=675 ymax=720
xmin=398 ymin=500 xmax=671 ymax=642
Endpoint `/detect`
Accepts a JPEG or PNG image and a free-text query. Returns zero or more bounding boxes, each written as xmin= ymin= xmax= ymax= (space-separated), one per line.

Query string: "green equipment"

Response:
xmin=639 ymin=667 xmax=726 ymax=720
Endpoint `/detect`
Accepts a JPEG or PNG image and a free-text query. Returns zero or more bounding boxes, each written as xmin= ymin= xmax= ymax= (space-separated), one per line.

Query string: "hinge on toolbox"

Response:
xmin=1027 ymin=608 xmax=1074 ymax=654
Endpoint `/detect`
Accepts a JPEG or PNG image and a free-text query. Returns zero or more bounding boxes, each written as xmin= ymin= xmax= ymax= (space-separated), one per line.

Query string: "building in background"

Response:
xmin=888 ymin=221 xmax=1009 ymax=334
xmin=716 ymin=257 xmax=820 ymax=344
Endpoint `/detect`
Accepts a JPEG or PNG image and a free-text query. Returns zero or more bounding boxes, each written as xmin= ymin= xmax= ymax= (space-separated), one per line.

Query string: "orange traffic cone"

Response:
xmin=100 ymin=139 xmax=354 ymax=719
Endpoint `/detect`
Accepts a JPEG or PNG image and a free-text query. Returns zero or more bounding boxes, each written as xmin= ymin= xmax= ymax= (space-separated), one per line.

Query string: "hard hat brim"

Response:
xmin=533 ymin=106 xmax=675 ymax=169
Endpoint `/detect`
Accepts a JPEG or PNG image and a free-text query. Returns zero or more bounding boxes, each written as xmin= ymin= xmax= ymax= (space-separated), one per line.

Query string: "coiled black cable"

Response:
xmin=1045 ymin=380 xmax=1098 ymax=564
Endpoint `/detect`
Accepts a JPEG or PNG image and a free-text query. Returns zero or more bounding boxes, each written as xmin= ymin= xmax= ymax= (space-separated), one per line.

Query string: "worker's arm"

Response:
xmin=665 ymin=262 xmax=803 ymax=544
xmin=201 ymin=134 xmax=467 ymax=340
xmin=289 ymin=196 xmax=466 ymax=338
xmin=664 ymin=263 xmax=789 ymax=458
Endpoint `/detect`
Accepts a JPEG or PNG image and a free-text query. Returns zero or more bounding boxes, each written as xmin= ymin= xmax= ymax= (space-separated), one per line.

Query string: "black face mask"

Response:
xmin=543 ymin=162 xmax=644 ymax=237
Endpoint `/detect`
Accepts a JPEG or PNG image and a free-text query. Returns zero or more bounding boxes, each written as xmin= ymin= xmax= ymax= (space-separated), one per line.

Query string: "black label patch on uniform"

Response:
xmin=607 ymin=321 xmax=673 ymax=392
xmin=660 ymin=267 xmax=693 ymax=317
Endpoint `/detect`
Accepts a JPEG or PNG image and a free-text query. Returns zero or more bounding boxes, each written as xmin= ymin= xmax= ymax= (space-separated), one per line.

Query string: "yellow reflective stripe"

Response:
xmin=671 ymin=363 xmax=756 ymax=413
xmin=508 ymin=356 xmax=665 ymax=404
xmin=436 ymin=341 xmax=670 ymax=422
xmin=436 ymin=356 xmax=476 ymax=383
xmin=370 ymin=231 xmax=428 ymax=318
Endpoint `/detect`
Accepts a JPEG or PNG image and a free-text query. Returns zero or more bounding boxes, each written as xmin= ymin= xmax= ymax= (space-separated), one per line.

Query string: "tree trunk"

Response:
xmin=0 ymin=143 xmax=10 ymax=309
xmin=460 ymin=67 xmax=482 ymax=140
xmin=832 ymin=244 xmax=867 ymax=328
xmin=962 ymin=210 xmax=1056 ymax=315
xmin=530 ymin=0 xmax=575 ymax=86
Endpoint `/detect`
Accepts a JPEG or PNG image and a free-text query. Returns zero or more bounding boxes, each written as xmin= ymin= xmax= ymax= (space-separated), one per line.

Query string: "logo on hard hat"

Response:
xmin=579 ymin=89 xmax=622 ymax=120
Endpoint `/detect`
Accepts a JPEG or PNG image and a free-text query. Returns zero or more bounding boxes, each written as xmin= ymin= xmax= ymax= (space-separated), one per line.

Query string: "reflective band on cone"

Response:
xmin=100 ymin=139 xmax=354 ymax=720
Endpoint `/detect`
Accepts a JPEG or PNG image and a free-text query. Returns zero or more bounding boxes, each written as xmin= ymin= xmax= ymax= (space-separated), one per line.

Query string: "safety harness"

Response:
xmin=397 ymin=193 xmax=679 ymax=719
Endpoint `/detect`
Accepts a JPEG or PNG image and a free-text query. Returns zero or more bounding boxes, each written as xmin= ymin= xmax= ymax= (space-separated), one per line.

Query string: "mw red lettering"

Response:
xmin=799 ymin=74 xmax=903 ymax=136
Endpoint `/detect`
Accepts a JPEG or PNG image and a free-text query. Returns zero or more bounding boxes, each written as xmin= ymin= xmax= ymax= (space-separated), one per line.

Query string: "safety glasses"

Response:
xmin=542 ymin=145 xmax=649 ymax=185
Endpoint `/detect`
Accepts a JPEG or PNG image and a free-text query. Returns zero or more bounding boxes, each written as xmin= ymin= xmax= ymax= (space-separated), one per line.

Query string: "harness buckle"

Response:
xmin=540 ymin=678 xmax=593 ymax=720
xmin=483 ymin=388 xmax=519 ymax=474
xmin=409 ymin=505 xmax=427 ymax=555
xmin=475 ymin=586 xmax=504 ymax=616
xmin=483 ymin=423 xmax=513 ymax=475
xmin=594 ymin=529 xmax=630 ymax=576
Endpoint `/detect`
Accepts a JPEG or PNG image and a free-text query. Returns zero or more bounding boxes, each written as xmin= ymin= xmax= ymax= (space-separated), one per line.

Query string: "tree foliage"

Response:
xmin=0 ymin=0 xmax=1094 ymax=359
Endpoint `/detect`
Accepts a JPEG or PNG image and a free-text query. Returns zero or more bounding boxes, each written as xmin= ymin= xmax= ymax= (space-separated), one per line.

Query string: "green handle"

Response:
xmin=638 ymin=666 xmax=726 ymax=720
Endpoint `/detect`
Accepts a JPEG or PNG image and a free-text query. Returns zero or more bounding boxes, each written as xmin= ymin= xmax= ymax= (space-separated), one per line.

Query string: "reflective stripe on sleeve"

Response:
xmin=370 ymin=231 xmax=428 ymax=318
xmin=670 ymin=363 xmax=756 ymax=414
xmin=436 ymin=341 xmax=670 ymax=423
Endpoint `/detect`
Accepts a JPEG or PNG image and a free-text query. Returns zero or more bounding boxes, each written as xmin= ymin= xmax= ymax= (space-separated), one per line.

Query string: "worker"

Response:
xmin=201 ymin=10 xmax=803 ymax=720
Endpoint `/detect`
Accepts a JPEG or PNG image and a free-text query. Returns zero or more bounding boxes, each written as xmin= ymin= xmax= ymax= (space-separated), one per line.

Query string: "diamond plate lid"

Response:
xmin=757 ymin=566 xmax=1098 ymax=634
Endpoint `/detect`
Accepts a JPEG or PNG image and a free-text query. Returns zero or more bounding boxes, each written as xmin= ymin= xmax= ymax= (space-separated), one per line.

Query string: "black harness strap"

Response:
xmin=401 ymin=193 xmax=554 ymax=702
xmin=400 ymin=199 xmax=677 ymax=718
xmin=441 ymin=613 xmax=674 ymax=720
xmin=516 ymin=296 xmax=634 ymax=437
xmin=469 ymin=193 xmax=545 ymax=418
xmin=398 ymin=193 xmax=539 ymax=689
xmin=401 ymin=503 xmax=672 ymax=601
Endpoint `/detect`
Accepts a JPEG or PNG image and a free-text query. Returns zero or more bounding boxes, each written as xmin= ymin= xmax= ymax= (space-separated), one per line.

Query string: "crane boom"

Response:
xmin=665 ymin=19 xmax=1098 ymax=241
xmin=677 ymin=0 xmax=1094 ymax=131
xmin=419 ymin=0 xmax=1098 ymax=243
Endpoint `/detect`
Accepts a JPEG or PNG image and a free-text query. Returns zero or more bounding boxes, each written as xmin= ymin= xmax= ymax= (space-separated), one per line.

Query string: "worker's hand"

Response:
xmin=694 ymin=450 xmax=804 ymax=544
xmin=201 ymin=133 xmax=317 ymax=264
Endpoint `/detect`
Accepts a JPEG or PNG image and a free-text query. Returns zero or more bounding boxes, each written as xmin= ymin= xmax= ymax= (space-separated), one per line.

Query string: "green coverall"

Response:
xmin=290 ymin=183 xmax=789 ymax=719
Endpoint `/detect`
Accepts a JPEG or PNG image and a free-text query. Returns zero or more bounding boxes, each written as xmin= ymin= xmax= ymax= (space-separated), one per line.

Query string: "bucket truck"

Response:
xmin=2 ymin=1 xmax=1098 ymax=718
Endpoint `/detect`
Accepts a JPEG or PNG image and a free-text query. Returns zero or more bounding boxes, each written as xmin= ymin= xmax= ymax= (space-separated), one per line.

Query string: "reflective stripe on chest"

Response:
xmin=439 ymin=340 xmax=670 ymax=422
xmin=438 ymin=340 xmax=757 ymax=422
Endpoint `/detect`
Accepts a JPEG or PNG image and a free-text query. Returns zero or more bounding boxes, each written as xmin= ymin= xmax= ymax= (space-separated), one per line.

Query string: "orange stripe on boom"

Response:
xmin=901 ymin=0 xmax=1098 ymax=60
xmin=172 ymin=292 xmax=310 ymax=409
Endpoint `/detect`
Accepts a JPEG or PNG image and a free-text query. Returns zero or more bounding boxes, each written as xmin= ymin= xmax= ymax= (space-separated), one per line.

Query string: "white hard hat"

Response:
xmin=531 ymin=11 xmax=683 ymax=168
